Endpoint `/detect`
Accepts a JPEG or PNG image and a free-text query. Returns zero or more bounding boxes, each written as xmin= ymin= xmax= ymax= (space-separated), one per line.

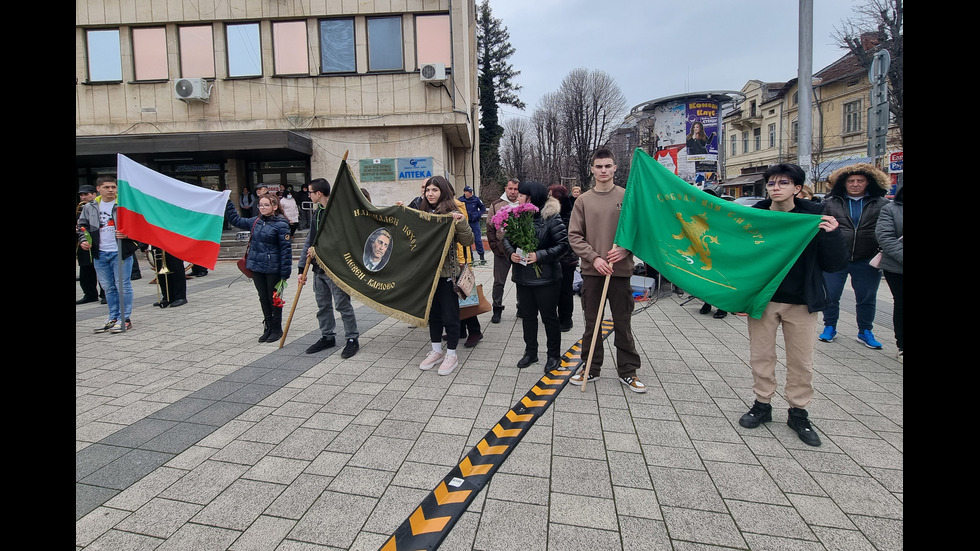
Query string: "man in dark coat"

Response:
xmin=818 ymin=162 xmax=890 ymax=349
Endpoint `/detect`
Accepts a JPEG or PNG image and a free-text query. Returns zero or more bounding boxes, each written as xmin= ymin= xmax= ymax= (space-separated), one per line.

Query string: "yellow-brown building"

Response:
xmin=722 ymin=50 xmax=901 ymax=196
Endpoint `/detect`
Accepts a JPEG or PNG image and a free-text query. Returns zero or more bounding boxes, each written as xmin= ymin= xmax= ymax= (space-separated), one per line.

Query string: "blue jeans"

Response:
xmin=469 ymin=221 xmax=484 ymax=257
xmin=93 ymin=251 xmax=134 ymax=322
xmin=822 ymin=260 xmax=881 ymax=331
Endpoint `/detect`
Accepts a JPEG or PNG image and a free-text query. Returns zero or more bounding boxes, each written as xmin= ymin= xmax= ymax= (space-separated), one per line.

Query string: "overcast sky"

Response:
xmin=489 ymin=0 xmax=861 ymax=120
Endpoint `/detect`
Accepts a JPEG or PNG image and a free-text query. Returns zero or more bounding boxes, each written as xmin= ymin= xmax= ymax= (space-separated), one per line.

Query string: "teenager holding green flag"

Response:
xmin=738 ymin=163 xmax=846 ymax=447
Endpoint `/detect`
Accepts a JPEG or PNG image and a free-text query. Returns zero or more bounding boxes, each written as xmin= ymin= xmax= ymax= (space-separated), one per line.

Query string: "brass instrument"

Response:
xmin=152 ymin=247 xmax=171 ymax=307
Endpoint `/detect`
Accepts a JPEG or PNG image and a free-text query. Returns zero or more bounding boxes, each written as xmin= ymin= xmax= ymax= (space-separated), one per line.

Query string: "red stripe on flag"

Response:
xmin=118 ymin=208 xmax=221 ymax=270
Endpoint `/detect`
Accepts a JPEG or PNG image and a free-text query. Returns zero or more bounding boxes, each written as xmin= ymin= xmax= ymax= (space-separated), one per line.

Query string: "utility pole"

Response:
xmin=868 ymin=50 xmax=891 ymax=167
xmin=797 ymin=0 xmax=813 ymax=181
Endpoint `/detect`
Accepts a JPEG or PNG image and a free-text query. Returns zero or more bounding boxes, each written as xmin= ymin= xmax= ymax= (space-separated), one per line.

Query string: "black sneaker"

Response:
xmin=341 ymin=338 xmax=360 ymax=359
xmin=306 ymin=336 xmax=336 ymax=354
xmin=738 ymin=400 xmax=772 ymax=428
xmin=787 ymin=408 xmax=821 ymax=447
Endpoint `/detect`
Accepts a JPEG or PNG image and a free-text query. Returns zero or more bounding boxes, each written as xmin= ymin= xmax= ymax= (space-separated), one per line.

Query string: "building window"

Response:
xmin=132 ymin=27 xmax=168 ymax=81
xmin=792 ymin=120 xmax=799 ymax=144
xmin=792 ymin=91 xmax=798 ymax=106
xmin=844 ymin=100 xmax=862 ymax=133
xmin=754 ymin=128 xmax=761 ymax=151
xmin=750 ymin=101 xmax=757 ymax=117
xmin=416 ymin=14 xmax=451 ymax=68
xmin=86 ymin=29 xmax=122 ymax=82
xmin=742 ymin=131 xmax=749 ymax=154
xmin=319 ymin=18 xmax=356 ymax=73
xmin=226 ymin=22 xmax=262 ymax=78
xmin=367 ymin=16 xmax=403 ymax=72
xmin=768 ymin=123 xmax=776 ymax=148
xmin=731 ymin=133 xmax=737 ymax=156
xmin=273 ymin=21 xmax=309 ymax=75
xmin=179 ymin=25 xmax=215 ymax=78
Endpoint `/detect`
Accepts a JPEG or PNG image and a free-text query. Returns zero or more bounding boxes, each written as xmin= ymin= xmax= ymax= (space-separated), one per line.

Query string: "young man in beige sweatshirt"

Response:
xmin=567 ymin=148 xmax=646 ymax=393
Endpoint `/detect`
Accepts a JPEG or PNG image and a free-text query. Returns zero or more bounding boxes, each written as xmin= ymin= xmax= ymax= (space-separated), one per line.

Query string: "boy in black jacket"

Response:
xmin=738 ymin=164 xmax=847 ymax=447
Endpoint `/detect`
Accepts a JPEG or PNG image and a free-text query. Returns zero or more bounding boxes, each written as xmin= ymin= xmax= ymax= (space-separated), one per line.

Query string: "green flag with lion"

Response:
xmin=615 ymin=149 xmax=821 ymax=318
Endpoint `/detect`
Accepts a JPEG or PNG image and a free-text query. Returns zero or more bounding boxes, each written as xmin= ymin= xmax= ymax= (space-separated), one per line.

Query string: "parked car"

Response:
xmin=733 ymin=196 xmax=765 ymax=206
xmin=720 ymin=195 xmax=735 ymax=201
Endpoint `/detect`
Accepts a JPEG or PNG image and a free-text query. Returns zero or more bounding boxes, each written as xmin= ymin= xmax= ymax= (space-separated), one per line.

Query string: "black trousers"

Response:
xmin=558 ymin=262 xmax=576 ymax=324
xmin=252 ymin=271 xmax=282 ymax=324
xmin=155 ymin=250 xmax=187 ymax=302
xmin=517 ymin=283 xmax=561 ymax=359
xmin=78 ymin=250 xmax=99 ymax=299
xmin=883 ymin=270 xmax=903 ymax=351
xmin=429 ymin=278 xmax=461 ymax=349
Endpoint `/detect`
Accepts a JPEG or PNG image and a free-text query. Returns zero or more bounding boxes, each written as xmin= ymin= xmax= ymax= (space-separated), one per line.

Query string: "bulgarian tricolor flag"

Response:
xmin=116 ymin=154 xmax=230 ymax=270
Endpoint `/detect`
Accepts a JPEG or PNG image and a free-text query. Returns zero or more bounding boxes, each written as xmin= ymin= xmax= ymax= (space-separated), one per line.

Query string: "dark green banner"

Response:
xmin=615 ymin=149 xmax=820 ymax=319
xmin=314 ymin=161 xmax=456 ymax=326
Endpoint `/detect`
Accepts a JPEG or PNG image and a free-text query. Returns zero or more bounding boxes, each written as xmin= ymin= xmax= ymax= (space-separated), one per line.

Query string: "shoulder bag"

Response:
xmin=237 ymin=219 xmax=259 ymax=278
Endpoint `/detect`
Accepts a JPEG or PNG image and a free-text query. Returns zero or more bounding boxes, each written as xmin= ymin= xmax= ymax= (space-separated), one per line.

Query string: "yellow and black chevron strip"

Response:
xmin=380 ymin=319 xmax=616 ymax=551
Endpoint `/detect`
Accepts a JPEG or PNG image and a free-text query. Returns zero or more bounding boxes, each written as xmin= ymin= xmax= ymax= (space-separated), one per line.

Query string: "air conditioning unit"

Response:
xmin=420 ymin=63 xmax=447 ymax=84
xmin=174 ymin=78 xmax=211 ymax=102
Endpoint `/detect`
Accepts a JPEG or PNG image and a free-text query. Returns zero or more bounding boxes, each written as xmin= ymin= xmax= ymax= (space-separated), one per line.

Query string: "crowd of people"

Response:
xmin=77 ymin=151 xmax=902 ymax=450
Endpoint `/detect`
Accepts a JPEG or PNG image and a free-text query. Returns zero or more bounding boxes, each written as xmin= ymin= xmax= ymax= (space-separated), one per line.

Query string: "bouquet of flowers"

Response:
xmin=490 ymin=202 xmax=541 ymax=277
xmin=273 ymin=279 xmax=287 ymax=308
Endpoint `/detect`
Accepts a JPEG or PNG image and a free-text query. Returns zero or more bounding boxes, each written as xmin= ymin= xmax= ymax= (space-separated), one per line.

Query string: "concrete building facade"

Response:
xmin=76 ymin=0 xmax=479 ymax=207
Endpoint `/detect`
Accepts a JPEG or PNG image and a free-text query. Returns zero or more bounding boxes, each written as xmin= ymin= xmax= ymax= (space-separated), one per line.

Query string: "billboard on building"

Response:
xmin=646 ymin=97 xmax=721 ymax=183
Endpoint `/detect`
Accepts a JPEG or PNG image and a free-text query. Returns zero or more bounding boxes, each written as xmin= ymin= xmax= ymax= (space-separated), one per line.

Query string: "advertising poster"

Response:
xmin=685 ymin=100 xmax=719 ymax=162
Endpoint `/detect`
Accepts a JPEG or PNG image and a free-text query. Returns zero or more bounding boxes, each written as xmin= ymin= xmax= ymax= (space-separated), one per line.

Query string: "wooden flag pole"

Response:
xmin=279 ymin=260 xmax=311 ymax=348
xmin=580 ymin=273 xmax=611 ymax=391
xmin=279 ymin=151 xmax=348 ymax=349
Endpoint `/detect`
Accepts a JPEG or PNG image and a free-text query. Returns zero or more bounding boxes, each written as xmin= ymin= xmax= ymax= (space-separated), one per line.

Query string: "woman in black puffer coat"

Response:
xmin=504 ymin=181 xmax=569 ymax=372
xmin=226 ymin=194 xmax=293 ymax=343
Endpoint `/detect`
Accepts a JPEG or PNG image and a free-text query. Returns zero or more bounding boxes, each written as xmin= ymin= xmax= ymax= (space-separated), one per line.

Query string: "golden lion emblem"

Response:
xmin=673 ymin=212 xmax=718 ymax=270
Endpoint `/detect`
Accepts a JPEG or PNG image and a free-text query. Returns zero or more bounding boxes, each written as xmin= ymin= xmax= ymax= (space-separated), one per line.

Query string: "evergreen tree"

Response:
xmin=477 ymin=0 xmax=524 ymax=189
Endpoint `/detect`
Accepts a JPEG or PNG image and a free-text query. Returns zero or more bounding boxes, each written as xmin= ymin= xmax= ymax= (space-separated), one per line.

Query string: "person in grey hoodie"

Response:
xmin=875 ymin=181 xmax=903 ymax=361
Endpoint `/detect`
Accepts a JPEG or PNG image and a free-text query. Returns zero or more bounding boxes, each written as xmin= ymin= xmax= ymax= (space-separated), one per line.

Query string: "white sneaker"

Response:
xmin=420 ymin=350 xmax=445 ymax=370
xmin=437 ymin=354 xmax=459 ymax=376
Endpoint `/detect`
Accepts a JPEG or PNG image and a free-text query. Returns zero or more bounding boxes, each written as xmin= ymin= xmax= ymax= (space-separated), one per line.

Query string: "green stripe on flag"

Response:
xmin=118 ymin=179 xmax=224 ymax=244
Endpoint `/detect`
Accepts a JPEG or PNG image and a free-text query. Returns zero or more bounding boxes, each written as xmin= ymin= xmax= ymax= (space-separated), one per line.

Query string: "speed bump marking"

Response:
xmin=378 ymin=318 xmax=616 ymax=550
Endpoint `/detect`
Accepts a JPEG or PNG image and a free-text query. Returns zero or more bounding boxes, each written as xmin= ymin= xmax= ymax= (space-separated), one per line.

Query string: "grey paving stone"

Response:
xmin=153 ymin=522 xmax=240 ymax=551
xmin=228 ymin=514 xmax=296 ymax=551
xmin=327 ymin=465 xmax=394 ymax=497
xmin=486 ymin=472 xmax=550 ymax=505
xmin=811 ymin=525 xmax=878 ymax=551
xmin=115 ymin=497 xmax=203 ymax=538
xmin=619 ymin=516 xmax=672 ymax=551
xmin=810 ymin=472 xmax=903 ymax=519
xmin=546 ymin=523 xmax=621 ymax=551
xmin=649 ymin=466 xmax=726 ymax=512
xmin=361 ymin=485 xmax=430 ymax=535
xmin=613 ymin=485 xmax=662 ymax=520
xmin=288 ymin=490 xmax=376 ymax=549
xmin=81 ymin=448 xmax=174 ymax=490
xmin=474 ymin=499 xmax=548 ymax=550
xmin=661 ymin=506 xmax=747 ymax=548
xmin=550 ymin=456 xmax=613 ymax=498
xmin=159 ymin=460 xmax=250 ymax=505
xmin=82 ymin=528 xmax=163 ymax=551
xmin=726 ymin=500 xmax=816 ymax=540
xmin=705 ymin=461 xmax=789 ymax=505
